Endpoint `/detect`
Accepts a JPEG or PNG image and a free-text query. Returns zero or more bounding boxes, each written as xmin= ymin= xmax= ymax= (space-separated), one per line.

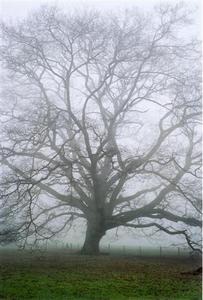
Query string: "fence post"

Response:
xmin=178 ymin=247 xmax=180 ymax=256
xmin=160 ymin=246 xmax=162 ymax=257
xmin=139 ymin=246 xmax=142 ymax=256
xmin=123 ymin=246 xmax=126 ymax=255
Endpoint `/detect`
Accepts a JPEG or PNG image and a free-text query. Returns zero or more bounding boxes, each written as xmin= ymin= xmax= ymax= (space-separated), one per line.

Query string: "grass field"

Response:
xmin=0 ymin=249 xmax=201 ymax=300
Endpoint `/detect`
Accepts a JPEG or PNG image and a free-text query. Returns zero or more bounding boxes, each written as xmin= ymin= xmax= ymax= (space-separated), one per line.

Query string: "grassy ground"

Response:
xmin=0 ymin=249 xmax=201 ymax=300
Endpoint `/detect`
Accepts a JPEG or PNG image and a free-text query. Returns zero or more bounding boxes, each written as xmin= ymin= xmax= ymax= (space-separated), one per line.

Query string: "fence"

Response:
xmin=22 ymin=240 xmax=199 ymax=259
xmin=56 ymin=242 xmax=195 ymax=258
xmin=100 ymin=244 xmax=193 ymax=258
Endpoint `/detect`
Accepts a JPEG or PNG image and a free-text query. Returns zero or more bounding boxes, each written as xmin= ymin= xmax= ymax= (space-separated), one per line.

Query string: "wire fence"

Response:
xmin=5 ymin=240 xmax=198 ymax=259
xmin=55 ymin=242 xmax=198 ymax=258
xmin=1 ymin=242 xmax=200 ymax=262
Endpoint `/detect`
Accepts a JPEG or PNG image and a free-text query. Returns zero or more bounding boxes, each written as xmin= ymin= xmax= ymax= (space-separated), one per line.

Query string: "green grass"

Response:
xmin=0 ymin=250 xmax=201 ymax=300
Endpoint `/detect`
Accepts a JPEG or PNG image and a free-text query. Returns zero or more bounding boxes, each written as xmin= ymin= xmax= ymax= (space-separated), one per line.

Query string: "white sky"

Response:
xmin=0 ymin=0 xmax=201 ymax=249
xmin=0 ymin=0 xmax=201 ymax=21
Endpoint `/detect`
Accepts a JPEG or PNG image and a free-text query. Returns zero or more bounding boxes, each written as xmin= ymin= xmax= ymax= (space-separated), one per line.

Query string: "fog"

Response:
xmin=0 ymin=0 xmax=201 ymax=22
xmin=0 ymin=0 xmax=201 ymax=254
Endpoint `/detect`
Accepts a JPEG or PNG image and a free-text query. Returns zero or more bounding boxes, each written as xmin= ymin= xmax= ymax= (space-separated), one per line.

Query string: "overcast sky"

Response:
xmin=0 ymin=0 xmax=201 ymax=21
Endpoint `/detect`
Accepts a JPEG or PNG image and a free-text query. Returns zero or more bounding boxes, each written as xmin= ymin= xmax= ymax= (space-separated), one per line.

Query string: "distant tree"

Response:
xmin=0 ymin=206 xmax=18 ymax=244
xmin=0 ymin=4 xmax=201 ymax=254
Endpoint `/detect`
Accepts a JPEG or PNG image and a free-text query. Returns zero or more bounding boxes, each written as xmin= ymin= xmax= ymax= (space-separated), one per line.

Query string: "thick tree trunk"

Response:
xmin=80 ymin=221 xmax=105 ymax=255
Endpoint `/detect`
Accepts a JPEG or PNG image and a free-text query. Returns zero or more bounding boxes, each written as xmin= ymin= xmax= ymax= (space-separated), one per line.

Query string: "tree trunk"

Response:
xmin=80 ymin=221 xmax=105 ymax=255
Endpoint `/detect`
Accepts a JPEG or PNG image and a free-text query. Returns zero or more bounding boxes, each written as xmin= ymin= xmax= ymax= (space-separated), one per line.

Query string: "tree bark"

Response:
xmin=80 ymin=221 xmax=105 ymax=255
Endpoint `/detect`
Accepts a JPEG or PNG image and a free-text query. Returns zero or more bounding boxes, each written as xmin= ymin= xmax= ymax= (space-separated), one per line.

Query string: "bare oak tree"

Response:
xmin=0 ymin=4 xmax=201 ymax=254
